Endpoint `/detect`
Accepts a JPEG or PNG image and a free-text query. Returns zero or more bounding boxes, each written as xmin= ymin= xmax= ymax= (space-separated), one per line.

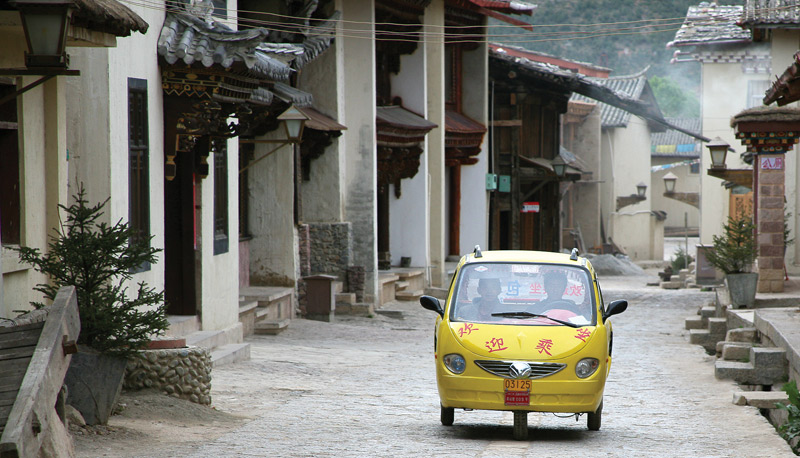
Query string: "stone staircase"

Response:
xmin=687 ymin=303 xmax=727 ymax=354
xmin=333 ymin=280 xmax=371 ymax=316
xmin=714 ymin=324 xmax=788 ymax=386
xmin=165 ymin=315 xmax=249 ymax=368
xmin=239 ymin=286 xmax=294 ymax=335
xmin=378 ymin=268 xmax=426 ymax=307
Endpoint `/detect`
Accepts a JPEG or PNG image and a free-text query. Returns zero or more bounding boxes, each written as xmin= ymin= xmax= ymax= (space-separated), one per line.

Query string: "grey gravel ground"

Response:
xmin=74 ymin=272 xmax=795 ymax=457
xmin=170 ymin=274 xmax=794 ymax=457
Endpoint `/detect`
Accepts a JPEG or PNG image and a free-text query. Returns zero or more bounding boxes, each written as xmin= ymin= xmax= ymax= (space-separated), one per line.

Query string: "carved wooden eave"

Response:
xmin=445 ymin=110 xmax=486 ymax=165
xmin=707 ymin=168 xmax=752 ymax=189
xmin=298 ymin=107 xmax=347 ymax=180
xmin=376 ymin=105 xmax=437 ymax=194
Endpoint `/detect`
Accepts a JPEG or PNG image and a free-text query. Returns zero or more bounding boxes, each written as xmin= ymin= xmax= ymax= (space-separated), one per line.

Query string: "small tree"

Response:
xmin=13 ymin=186 xmax=168 ymax=356
xmin=704 ymin=215 xmax=756 ymax=275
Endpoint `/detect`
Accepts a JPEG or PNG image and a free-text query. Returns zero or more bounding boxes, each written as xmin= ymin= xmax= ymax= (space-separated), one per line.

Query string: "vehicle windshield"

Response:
xmin=449 ymin=262 xmax=595 ymax=326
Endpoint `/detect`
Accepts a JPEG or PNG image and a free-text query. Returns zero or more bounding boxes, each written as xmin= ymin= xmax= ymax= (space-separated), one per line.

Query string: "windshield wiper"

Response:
xmin=491 ymin=311 xmax=581 ymax=328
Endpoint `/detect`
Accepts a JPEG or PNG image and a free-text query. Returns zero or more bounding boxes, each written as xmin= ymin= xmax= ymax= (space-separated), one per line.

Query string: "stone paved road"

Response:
xmin=168 ymin=276 xmax=793 ymax=457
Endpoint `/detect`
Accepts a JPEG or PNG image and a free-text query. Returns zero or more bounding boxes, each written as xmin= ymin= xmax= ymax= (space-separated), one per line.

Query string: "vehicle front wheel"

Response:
xmin=441 ymin=405 xmax=454 ymax=426
xmin=513 ymin=411 xmax=528 ymax=440
xmin=588 ymin=400 xmax=603 ymax=431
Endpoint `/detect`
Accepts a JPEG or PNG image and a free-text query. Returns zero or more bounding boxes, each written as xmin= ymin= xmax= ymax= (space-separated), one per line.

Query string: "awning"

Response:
xmin=518 ymin=155 xmax=582 ymax=178
xmin=299 ymin=107 xmax=346 ymax=132
xmin=445 ymin=110 xmax=486 ymax=162
xmin=377 ymin=106 xmax=437 ymax=147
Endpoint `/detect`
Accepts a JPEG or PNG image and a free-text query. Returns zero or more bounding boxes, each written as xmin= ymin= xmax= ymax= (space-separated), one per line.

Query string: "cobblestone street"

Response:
xmin=80 ymin=275 xmax=795 ymax=457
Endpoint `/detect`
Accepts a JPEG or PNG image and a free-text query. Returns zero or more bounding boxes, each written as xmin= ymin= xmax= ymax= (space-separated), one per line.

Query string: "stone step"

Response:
xmin=395 ymin=269 xmax=426 ymax=292
xmin=332 ymin=280 xmax=344 ymax=294
xmin=708 ymin=317 xmax=728 ymax=337
xmin=660 ymin=281 xmax=681 ymax=289
xmin=718 ymin=342 xmax=753 ymax=361
xmin=752 ymin=347 xmax=787 ymax=371
xmin=424 ymin=287 xmax=449 ymax=300
xmin=726 ymin=327 xmax=758 ymax=343
xmin=375 ymin=309 xmax=404 ymax=319
xmin=396 ymin=289 xmax=424 ymax=302
xmin=715 ymin=347 xmax=788 ymax=385
xmin=715 ymin=360 xmax=755 ymax=382
xmin=699 ymin=306 xmax=717 ymax=320
xmin=335 ymin=292 xmax=356 ymax=305
xmin=685 ymin=316 xmax=704 ymax=330
xmin=395 ymin=281 xmax=410 ymax=292
xmin=238 ymin=299 xmax=260 ymax=337
xmin=335 ymin=302 xmax=372 ymax=316
xmin=165 ymin=315 xmax=200 ymax=337
xmin=254 ymin=319 xmax=290 ymax=335
xmin=733 ymin=390 xmax=789 ymax=409
xmin=211 ymin=343 xmax=251 ymax=368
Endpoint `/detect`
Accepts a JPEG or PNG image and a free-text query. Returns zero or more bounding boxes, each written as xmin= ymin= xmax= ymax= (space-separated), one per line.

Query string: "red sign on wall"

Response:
xmin=760 ymin=156 xmax=784 ymax=170
xmin=521 ymin=202 xmax=540 ymax=213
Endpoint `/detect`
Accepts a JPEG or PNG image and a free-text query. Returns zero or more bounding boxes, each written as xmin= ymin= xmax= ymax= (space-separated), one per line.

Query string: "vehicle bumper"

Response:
xmin=438 ymin=374 xmax=604 ymax=413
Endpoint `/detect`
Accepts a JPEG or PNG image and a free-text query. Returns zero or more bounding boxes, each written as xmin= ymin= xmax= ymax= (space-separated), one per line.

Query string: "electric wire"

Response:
xmin=117 ymin=0 xmax=799 ymax=46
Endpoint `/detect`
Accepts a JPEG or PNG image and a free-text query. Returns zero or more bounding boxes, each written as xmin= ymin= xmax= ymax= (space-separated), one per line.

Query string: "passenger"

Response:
xmin=456 ymin=277 xmax=503 ymax=322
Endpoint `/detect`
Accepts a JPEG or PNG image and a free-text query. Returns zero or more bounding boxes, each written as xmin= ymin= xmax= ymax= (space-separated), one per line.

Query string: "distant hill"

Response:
xmin=491 ymin=0 xmax=746 ymax=97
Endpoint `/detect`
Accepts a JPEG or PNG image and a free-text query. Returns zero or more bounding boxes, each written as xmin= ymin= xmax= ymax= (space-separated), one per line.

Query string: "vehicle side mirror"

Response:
xmin=603 ymin=300 xmax=627 ymax=321
xmin=420 ymin=295 xmax=444 ymax=317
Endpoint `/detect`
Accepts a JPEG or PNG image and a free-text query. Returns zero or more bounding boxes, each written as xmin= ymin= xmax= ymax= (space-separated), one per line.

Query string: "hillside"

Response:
xmin=491 ymin=0 xmax=747 ymax=105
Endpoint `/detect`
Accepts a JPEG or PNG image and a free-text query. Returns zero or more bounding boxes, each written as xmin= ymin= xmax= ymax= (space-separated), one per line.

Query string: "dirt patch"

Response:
xmin=71 ymin=390 xmax=248 ymax=458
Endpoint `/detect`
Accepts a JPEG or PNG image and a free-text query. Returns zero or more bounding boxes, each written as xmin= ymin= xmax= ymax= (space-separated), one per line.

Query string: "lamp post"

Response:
xmin=636 ymin=182 xmax=647 ymax=198
xmin=706 ymin=137 xmax=729 ymax=169
xmin=14 ymin=0 xmax=75 ymax=68
xmin=552 ymin=155 xmax=567 ymax=179
xmin=663 ymin=172 xmax=677 ymax=193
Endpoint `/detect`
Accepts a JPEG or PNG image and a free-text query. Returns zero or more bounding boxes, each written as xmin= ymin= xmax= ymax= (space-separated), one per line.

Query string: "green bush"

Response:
xmin=777 ymin=380 xmax=800 ymax=453
xmin=704 ymin=215 xmax=756 ymax=275
xmin=12 ymin=186 xmax=168 ymax=357
xmin=670 ymin=247 xmax=693 ymax=272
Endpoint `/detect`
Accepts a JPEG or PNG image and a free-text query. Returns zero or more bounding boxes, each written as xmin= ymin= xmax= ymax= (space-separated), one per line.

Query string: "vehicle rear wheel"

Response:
xmin=441 ymin=405 xmax=454 ymax=426
xmin=513 ymin=411 xmax=528 ymax=440
xmin=588 ymin=400 xmax=603 ymax=431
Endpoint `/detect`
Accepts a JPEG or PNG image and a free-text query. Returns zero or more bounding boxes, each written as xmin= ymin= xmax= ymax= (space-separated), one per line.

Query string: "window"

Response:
xmin=0 ymin=81 xmax=19 ymax=246
xmin=690 ymin=162 xmax=700 ymax=174
xmin=128 ymin=78 xmax=150 ymax=270
xmin=212 ymin=137 xmax=229 ymax=255
xmin=747 ymin=80 xmax=771 ymax=109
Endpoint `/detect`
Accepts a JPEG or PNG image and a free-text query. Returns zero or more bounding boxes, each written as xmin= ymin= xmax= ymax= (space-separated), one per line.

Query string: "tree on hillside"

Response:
xmin=650 ymin=76 xmax=700 ymax=118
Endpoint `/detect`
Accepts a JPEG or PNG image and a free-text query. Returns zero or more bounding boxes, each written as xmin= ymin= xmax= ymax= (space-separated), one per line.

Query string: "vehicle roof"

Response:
xmin=462 ymin=250 xmax=594 ymax=271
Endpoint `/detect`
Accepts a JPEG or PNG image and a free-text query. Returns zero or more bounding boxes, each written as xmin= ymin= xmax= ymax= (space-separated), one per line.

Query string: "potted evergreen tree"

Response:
xmin=12 ymin=186 xmax=168 ymax=424
xmin=704 ymin=215 xmax=758 ymax=308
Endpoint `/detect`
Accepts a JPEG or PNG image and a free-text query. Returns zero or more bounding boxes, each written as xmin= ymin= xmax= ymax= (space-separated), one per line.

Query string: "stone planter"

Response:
xmin=64 ymin=346 xmax=128 ymax=425
xmin=726 ymin=272 xmax=759 ymax=309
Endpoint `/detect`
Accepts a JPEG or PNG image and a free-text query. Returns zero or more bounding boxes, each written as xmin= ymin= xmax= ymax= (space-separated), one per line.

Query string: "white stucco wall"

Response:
xmin=298 ymin=38 xmax=345 ymax=223
xmin=651 ymin=158 xmax=700 ymax=229
xmin=340 ymin=0 xmax=378 ymax=302
xmin=1 ymin=14 xmax=67 ymax=316
xmin=388 ymin=46 xmax=429 ymax=268
xmin=459 ymin=41 xmax=489 ymax=254
xmin=699 ymin=62 xmax=763 ymax=245
xmin=425 ymin=0 xmax=446 ymax=287
xmin=609 ymin=211 xmax=664 ymax=261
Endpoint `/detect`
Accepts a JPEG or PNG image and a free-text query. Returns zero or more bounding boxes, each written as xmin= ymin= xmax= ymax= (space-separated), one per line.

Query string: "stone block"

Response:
xmin=335 ymin=292 xmax=356 ymax=305
xmin=721 ymin=342 xmax=753 ymax=361
xmin=708 ymin=317 xmax=728 ymax=338
xmin=733 ymin=391 xmax=789 ymax=409
xmin=685 ymin=316 xmax=704 ymax=330
xmin=689 ymin=329 xmax=711 ymax=346
xmin=751 ymin=347 xmax=787 ymax=369
xmin=660 ymin=281 xmax=681 ymax=289
xmin=715 ymin=360 xmax=754 ymax=381
xmin=726 ymin=327 xmax=757 ymax=343
xmin=679 ymin=269 xmax=689 ymax=281
xmin=700 ymin=306 xmax=716 ymax=319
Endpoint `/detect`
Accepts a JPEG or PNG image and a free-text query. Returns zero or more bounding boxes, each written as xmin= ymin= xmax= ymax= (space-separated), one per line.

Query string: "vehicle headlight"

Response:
xmin=443 ymin=354 xmax=466 ymax=374
xmin=575 ymin=358 xmax=599 ymax=378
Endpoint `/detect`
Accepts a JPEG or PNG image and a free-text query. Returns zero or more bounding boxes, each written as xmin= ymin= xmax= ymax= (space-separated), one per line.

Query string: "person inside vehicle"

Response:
xmin=528 ymin=270 xmax=571 ymax=316
xmin=456 ymin=277 xmax=503 ymax=322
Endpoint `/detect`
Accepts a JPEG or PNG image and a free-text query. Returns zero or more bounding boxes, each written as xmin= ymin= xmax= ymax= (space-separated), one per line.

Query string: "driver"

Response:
xmin=528 ymin=270 xmax=570 ymax=314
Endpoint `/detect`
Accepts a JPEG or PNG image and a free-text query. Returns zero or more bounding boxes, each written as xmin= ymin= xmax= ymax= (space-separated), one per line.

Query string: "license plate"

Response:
xmin=504 ymin=379 xmax=531 ymax=406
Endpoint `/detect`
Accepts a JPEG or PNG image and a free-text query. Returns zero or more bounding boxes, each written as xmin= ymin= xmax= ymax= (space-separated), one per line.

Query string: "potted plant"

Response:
xmin=12 ymin=186 xmax=168 ymax=424
xmin=704 ymin=214 xmax=758 ymax=308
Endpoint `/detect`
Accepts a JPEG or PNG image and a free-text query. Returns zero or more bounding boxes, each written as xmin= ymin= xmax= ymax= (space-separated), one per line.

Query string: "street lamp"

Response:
xmin=277 ymin=105 xmax=308 ymax=143
xmin=706 ymin=137 xmax=729 ymax=169
xmin=663 ymin=172 xmax=677 ymax=193
xmin=13 ymin=0 xmax=75 ymax=68
xmin=551 ymin=155 xmax=567 ymax=178
xmin=636 ymin=182 xmax=647 ymax=198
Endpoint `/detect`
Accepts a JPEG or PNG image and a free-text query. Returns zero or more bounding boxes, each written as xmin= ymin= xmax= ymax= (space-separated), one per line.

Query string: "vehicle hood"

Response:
xmin=447 ymin=321 xmax=597 ymax=360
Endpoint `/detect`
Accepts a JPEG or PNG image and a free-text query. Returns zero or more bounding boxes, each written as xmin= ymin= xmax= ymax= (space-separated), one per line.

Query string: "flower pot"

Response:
xmin=64 ymin=346 xmax=128 ymax=425
xmin=725 ymin=272 xmax=759 ymax=309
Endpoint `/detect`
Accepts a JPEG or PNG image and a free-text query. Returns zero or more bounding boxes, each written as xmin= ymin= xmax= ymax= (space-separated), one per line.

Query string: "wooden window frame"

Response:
xmin=128 ymin=78 xmax=151 ymax=271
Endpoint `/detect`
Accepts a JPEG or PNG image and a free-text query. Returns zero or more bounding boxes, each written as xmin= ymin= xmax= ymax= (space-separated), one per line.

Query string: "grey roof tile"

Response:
xmin=651 ymin=118 xmax=702 ymax=157
xmin=742 ymin=0 xmax=800 ymax=27
xmin=669 ymin=3 xmax=750 ymax=47
xmin=570 ymin=70 xmax=655 ymax=128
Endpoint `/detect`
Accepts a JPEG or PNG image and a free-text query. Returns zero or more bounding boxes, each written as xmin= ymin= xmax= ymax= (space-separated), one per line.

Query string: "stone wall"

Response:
xmin=307 ymin=222 xmax=352 ymax=277
xmin=124 ymin=346 xmax=212 ymax=405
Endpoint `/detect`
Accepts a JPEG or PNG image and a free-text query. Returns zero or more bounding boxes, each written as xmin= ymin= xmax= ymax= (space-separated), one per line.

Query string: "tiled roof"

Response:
xmin=272 ymin=82 xmax=314 ymax=107
xmin=570 ymin=69 xmax=660 ymax=129
xmin=488 ymin=43 xmax=611 ymax=77
xmin=157 ymin=9 xmax=338 ymax=81
xmin=668 ymin=3 xmax=750 ymax=48
xmin=741 ymin=0 xmax=800 ymax=27
xmin=651 ymin=118 xmax=702 ymax=157
xmin=468 ymin=0 xmax=537 ymax=15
